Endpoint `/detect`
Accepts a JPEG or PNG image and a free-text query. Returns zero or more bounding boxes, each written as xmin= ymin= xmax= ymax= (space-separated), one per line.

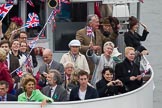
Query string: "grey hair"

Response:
xmin=49 ymin=69 xmax=62 ymax=85
xmin=63 ymin=61 xmax=74 ymax=68
xmin=87 ymin=14 xmax=98 ymax=25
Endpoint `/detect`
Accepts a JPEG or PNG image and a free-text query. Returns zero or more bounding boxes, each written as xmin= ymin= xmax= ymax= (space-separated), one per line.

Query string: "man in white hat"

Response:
xmin=60 ymin=39 xmax=90 ymax=74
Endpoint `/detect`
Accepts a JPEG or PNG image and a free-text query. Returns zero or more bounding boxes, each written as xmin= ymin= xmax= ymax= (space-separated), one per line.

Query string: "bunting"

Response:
xmin=28 ymin=36 xmax=39 ymax=48
xmin=24 ymin=56 xmax=33 ymax=73
xmin=5 ymin=0 xmax=14 ymax=4
xmin=10 ymin=10 xmax=57 ymax=76
xmin=26 ymin=0 xmax=35 ymax=7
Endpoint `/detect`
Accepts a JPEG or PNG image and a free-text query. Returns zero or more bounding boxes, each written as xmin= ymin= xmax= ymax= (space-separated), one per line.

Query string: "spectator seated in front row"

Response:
xmin=115 ymin=47 xmax=143 ymax=92
xmin=69 ymin=70 xmax=98 ymax=101
xmin=96 ymin=67 xmax=126 ymax=97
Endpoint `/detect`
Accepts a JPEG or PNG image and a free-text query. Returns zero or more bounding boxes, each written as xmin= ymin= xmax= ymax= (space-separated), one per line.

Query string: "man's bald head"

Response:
xmin=43 ymin=48 xmax=53 ymax=55
xmin=43 ymin=48 xmax=53 ymax=64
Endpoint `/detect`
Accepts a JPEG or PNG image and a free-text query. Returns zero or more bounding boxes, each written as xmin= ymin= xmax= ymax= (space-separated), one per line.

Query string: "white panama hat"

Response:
xmin=68 ymin=39 xmax=81 ymax=47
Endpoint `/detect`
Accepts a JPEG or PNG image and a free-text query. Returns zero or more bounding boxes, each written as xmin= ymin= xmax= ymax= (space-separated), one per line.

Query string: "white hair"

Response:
xmin=103 ymin=41 xmax=115 ymax=50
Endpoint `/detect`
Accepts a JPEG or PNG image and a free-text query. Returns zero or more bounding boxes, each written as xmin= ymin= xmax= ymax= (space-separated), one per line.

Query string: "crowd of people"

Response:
xmin=0 ymin=13 xmax=149 ymax=106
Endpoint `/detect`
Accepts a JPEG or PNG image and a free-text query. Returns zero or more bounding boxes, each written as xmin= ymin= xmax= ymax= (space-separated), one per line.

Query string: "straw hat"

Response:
xmin=111 ymin=47 xmax=122 ymax=57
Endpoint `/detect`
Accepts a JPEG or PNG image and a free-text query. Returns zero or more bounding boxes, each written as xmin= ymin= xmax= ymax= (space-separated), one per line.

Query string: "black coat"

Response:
xmin=124 ymin=30 xmax=149 ymax=52
xmin=70 ymin=85 xmax=98 ymax=101
xmin=9 ymin=53 xmax=20 ymax=73
xmin=96 ymin=78 xmax=125 ymax=97
xmin=9 ymin=53 xmax=20 ymax=83
xmin=115 ymin=58 xmax=143 ymax=91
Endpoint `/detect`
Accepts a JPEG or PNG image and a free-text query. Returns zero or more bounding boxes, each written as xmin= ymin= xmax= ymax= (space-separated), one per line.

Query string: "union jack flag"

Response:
xmin=0 ymin=4 xmax=13 ymax=19
xmin=28 ymin=36 xmax=39 ymax=48
xmin=6 ymin=0 xmax=14 ymax=4
xmin=25 ymin=57 xmax=32 ymax=67
xmin=25 ymin=12 xmax=40 ymax=28
xmin=15 ymin=68 xmax=23 ymax=77
xmin=26 ymin=0 xmax=35 ymax=7
xmin=86 ymin=26 xmax=93 ymax=37
xmin=24 ymin=56 xmax=33 ymax=73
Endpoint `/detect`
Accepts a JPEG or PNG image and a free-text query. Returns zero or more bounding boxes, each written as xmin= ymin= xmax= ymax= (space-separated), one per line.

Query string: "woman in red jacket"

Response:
xmin=0 ymin=48 xmax=13 ymax=93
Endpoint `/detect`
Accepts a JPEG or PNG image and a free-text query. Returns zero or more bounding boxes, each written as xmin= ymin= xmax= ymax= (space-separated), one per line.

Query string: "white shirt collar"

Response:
xmin=50 ymin=85 xmax=57 ymax=98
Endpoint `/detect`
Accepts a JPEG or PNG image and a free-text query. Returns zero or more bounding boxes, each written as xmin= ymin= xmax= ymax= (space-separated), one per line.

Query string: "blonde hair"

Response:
xmin=0 ymin=48 xmax=7 ymax=62
xmin=125 ymin=47 xmax=135 ymax=55
xmin=70 ymin=70 xmax=79 ymax=83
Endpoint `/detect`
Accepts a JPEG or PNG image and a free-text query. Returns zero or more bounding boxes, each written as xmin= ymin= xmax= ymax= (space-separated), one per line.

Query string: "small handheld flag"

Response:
xmin=25 ymin=12 xmax=40 ymax=28
xmin=15 ymin=68 xmax=23 ymax=77
xmin=87 ymin=26 xmax=93 ymax=37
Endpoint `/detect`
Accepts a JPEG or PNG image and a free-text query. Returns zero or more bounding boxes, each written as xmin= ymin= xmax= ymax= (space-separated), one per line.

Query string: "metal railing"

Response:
xmin=102 ymin=0 xmax=139 ymax=4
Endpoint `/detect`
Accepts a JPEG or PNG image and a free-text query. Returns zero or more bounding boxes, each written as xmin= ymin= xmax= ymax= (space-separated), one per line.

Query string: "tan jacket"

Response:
xmin=60 ymin=52 xmax=90 ymax=74
xmin=76 ymin=27 xmax=117 ymax=55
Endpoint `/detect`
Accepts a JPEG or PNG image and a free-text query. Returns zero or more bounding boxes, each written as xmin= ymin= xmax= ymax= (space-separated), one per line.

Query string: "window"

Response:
xmin=26 ymin=0 xmax=46 ymax=39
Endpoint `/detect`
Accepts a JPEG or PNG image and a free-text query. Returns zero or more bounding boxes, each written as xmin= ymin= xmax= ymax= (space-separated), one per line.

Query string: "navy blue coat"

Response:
xmin=70 ymin=85 xmax=98 ymax=101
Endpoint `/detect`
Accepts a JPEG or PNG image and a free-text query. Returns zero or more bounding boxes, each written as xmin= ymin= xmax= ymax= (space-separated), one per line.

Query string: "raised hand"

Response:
xmin=140 ymin=22 xmax=147 ymax=30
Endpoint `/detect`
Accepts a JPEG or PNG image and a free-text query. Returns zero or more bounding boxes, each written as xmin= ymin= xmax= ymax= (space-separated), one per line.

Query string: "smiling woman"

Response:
xmin=18 ymin=75 xmax=53 ymax=107
xmin=115 ymin=47 xmax=143 ymax=92
xmin=96 ymin=67 xmax=125 ymax=97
